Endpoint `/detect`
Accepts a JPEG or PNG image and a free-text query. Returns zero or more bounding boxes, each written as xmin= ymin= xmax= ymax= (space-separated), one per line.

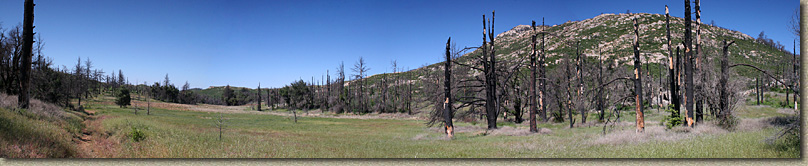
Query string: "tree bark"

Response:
xmin=257 ymin=83 xmax=262 ymax=111
xmin=793 ymin=39 xmax=798 ymax=110
xmin=694 ymin=0 xmax=704 ymax=124
xmin=684 ymin=0 xmax=695 ymax=127
xmin=633 ymin=18 xmax=645 ymax=132
xmin=540 ymin=17 xmax=548 ymax=123
xmin=483 ymin=11 xmax=499 ymax=129
xmin=444 ymin=37 xmax=454 ymax=138
xmin=719 ymin=40 xmax=734 ymax=120
xmin=529 ymin=20 xmax=538 ymax=132
xmin=18 ymin=0 xmax=35 ymax=109
xmin=577 ymin=41 xmax=586 ymax=124
xmin=666 ymin=5 xmax=680 ymax=117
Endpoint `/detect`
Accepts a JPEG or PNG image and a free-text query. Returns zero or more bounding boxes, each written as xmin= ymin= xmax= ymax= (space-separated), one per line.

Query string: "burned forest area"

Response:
xmin=0 ymin=0 xmax=802 ymax=159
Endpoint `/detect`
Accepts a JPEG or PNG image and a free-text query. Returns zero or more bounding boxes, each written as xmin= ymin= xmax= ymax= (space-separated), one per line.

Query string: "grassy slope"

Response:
xmin=82 ymin=93 xmax=797 ymax=158
xmin=0 ymin=94 xmax=85 ymax=158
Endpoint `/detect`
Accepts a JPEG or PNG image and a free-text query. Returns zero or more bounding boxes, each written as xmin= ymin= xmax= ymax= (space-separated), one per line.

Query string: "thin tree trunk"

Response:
xmin=694 ymin=0 xmax=704 ymax=124
xmin=719 ymin=40 xmax=734 ymax=120
xmin=18 ymin=0 xmax=35 ymax=109
xmin=577 ymin=41 xmax=586 ymax=124
xmin=794 ymin=39 xmax=798 ymax=110
xmin=483 ymin=12 xmax=499 ymax=129
xmin=684 ymin=0 xmax=695 ymax=127
xmin=539 ymin=18 xmax=547 ymax=123
xmin=529 ymin=20 xmax=538 ymax=132
xmin=666 ymin=5 xmax=679 ymax=116
xmin=443 ymin=37 xmax=454 ymax=138
xmin=633 ymin=18 xmax=645 ymax=132
xmin=258 ymin=83 xmax=262 ymax=111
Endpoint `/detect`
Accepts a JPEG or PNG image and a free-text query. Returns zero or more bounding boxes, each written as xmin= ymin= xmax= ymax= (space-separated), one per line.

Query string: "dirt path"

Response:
xmin=73 ymin=109 xmax=120 ymax=158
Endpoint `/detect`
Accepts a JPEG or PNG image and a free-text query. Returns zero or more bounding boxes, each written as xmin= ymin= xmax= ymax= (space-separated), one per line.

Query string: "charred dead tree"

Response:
xmin=539 ymin=18 xmax=548 ymax=123
xmin=443 ymin=37 xmax=454 ymax=138
xmin=17 ymin=0 xmax=35 ymax=109
xmin=576 ymin=41 xmax=587 ymax=124
xmin=529 ymin=20 xmax=538 ymax=132
xmin=666 ymin=5 xmax=680 ymax=117
xmin=632 ymin=19 xmax=645 ymax=132
xmin=719 ymin=40 xmax=735 ymax=122
xmin=452 ymin=11 xmax=499 ymax=129
xmin=596 ymin=40 xmax=606 ymax=122
xmin=257 ymin=83 xmax=262 ymax=111
xmin=325 ymin=70 xmax=330 ymax=111
xmin=351 ymin=57 xmax=369 ymax=113
xmin=565 ymin=44 xmax=575 ymax=128
xmin=793 ymin=39 xmax=798 ymax=110
xmin=683 ymin=0 xmax=695 ymax=127
xmin=484 ymin=11 xmax=499 ymax=129
xmin=694 ymin=0 xmax=704 ymax=124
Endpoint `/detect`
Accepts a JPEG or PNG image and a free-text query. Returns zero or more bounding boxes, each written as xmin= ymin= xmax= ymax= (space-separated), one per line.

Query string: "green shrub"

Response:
xmin=116 ymin=88 xmax=131 ymax=108
xmin=129 ymin=126 xmax=146 ymax=142
xmin=662 ymin=105 xmax=683 ymax=129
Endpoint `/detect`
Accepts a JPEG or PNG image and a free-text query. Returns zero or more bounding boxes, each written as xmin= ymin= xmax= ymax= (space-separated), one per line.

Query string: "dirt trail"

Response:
xmin=73 ymin=109 xmax=120 ymax=158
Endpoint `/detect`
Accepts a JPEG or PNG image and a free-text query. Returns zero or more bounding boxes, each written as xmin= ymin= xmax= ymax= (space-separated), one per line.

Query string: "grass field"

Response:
xmin=56 ymin=93 xmax=799 ymax=158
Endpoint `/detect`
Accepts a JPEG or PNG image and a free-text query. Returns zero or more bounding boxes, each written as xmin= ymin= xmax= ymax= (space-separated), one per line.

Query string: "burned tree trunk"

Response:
xmin=443 ymin=37 xmax=454 ymax=138
xmin=566 ymin=50 xmax=575 ymax=128
xmin=793 ymin=39 xmax=798 ymax=110
xmin=529 ymin=20 xmax=538 ymax=132
xmin=756 ymin=72 xmax=761 ymax=105
xmin=576 ymin=41 xmax=587 ymax=124
xmin=482 ymin=11 xmax=499 ymax=129
xmin=684 ymin=0 xmax=695 ymax=127
xmin=18 ymin=0 xmax=35 ymax=109
xmin=597 ymin=42 xmax=605 ymax=122
xmin=633 ymin=18 xmax=645 ymax=132
xmin=719 ymin=40 xmax=734 ymax=121
xmin=257 ymin=83 xmax=262 ymax=111
xmin=540 ymin=18 xmax=548 ymax=123
xmin=666 ymin=5 xmax=679 ymax=115
xmin=694 ymin=0 xmax=704 ymax=124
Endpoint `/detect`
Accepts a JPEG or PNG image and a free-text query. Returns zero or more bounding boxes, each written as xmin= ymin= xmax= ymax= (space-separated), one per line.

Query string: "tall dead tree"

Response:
xmin=694 ymin=0 xmax=704 ymax=124
xmin=577 ymin=41 xmax=586 ymax=124
xmin=352 ymin=57 xmax=369 ymax=113
xmin=791 ymin=39 xmax=798 ymax=110
xmin=455 ymin=11 xmax=499 ymax=129
xmin=539 ymin=18 xmax=547 ymax=122
xmin=666 ymin=5 xmax=680 ymax=117
xmin=719 ymin=40 xmax=735 ymax=122
xmin=18 ymin=0 xmax=35 ymax=109
xmin=529 ymin=20 xmax=538 ymax=132
xmin=486 ymin=11 xmax=498 ymax=129
xmin=257 ymin=83 xmax=262 ymax=111
xmin=683 ymin=0 xmax=695 ymax=127
xmin=633 ymin=18 xmax=645 ymax=132
xmin=443 ymin=37 xmax=454 ymax=138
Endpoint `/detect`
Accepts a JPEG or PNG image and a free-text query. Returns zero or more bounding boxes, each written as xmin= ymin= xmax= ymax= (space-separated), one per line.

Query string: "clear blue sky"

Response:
xmin=0 ymin=0 xmax=799 ymax=89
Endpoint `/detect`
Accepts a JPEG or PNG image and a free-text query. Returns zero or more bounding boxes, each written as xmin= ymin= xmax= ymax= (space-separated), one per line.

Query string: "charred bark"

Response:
xmin=666 ymin=5 xmax=680 ymax=116
xmin=633 ymin=18 xmax=645 ymax=132
xmin=719 ymin=40 xmax=734 ymax=120
xmin=684 ymin=0 xmax=695 ymax=127
xmin=257 ymin=83 xmax=262 ymax=111
xmin=18 ymin=0 xmax=34 ymax=109
xmin=540 ymin=18 xmax=548 ymax=122
xmin=694 ymin=0 xmax=704 ymax=124
xmin=529 ymin=20 xmax=538 ymax=132
xmin=443 ymin=37 xmax=454 ymax=138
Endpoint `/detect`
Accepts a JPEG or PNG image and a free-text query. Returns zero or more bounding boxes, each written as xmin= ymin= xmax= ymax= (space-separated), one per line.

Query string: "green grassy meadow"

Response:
xmin=60 ymin=93 xmax=799 ymax=158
